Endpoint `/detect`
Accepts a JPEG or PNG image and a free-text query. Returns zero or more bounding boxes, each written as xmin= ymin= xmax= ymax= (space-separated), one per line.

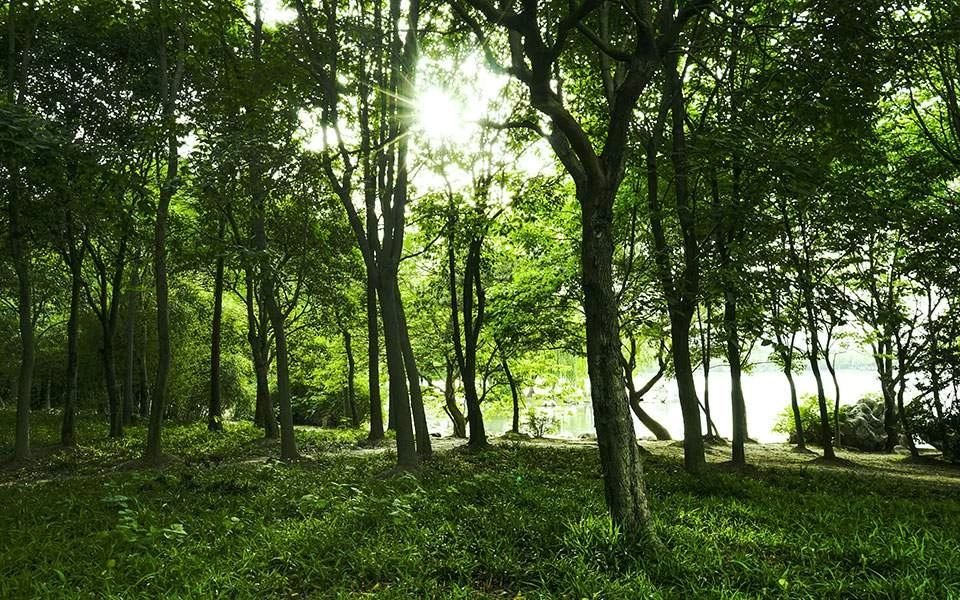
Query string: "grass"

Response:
xmin=1 ymin=411 xmax=959 ymax=598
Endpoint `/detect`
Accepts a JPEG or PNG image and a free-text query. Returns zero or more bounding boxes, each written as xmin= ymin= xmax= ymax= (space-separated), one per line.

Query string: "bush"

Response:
xmin=773 ymin=393 xmax=824 ymax=445
xmin=908 ymin=398 xmax=960 ymax=463
xmin=290 ymin=387 xmax=370 ymax=427
xmin=524 ymin=408 xmax=560 ymax=438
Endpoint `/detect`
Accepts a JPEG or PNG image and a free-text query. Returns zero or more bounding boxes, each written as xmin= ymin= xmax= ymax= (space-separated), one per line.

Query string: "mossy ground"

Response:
xmin=2 ymin=411 xmax=959 ymax=598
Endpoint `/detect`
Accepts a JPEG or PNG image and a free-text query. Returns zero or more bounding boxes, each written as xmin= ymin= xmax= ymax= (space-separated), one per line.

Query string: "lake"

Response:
xmin=427 ymin=368 xmax=883 ymax=442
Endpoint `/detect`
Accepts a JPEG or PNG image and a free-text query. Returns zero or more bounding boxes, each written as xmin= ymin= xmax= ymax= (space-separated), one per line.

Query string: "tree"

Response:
xmin=451 ymin=0 xmax=711 ymax=542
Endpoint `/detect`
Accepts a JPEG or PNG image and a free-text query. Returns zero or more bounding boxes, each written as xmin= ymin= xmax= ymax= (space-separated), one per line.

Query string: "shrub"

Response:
xmin=524 ymin=408 xmax=560 ymax=438
xmin=773 ymin=393 xmax=823 ymax=445
xmin=908 ymin=398 xmax=960 ymax=463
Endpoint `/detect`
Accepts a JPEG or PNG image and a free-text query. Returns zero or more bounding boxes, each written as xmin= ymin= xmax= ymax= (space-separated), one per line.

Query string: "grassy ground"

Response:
xmin=1 ymin=411 xmax=959 ymax=599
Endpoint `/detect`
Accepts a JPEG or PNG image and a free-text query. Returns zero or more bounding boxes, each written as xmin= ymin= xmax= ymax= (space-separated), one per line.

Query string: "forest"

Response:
xmin=1 ymin=0 xmax=960 ymax=597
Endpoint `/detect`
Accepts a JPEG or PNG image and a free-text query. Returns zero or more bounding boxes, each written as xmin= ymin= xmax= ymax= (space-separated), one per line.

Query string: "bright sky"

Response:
xmin=252 ymin=0 xmax=555 ymax=192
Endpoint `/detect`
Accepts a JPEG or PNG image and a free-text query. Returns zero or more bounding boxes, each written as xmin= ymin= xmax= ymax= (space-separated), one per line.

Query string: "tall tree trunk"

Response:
xmin=263 ymin=286 xmax=296 ymax=460
xmin=378 ymin=272 xmax=416 ymax=468
xmin=365 ymin=274 xmax=385 ymax=439
xmin=448 ymin=232 xmax=487 ymax=450
xmin=102 ymin=329 xmax=122 ymax=438
xmin=875 ymin=344 xmax=899 ymax=452
xmin=443 ymin=357 xmax=466 ymax=438
xmin=670 ymin=313 xmax=707 ymax=470
xmin=397 ymin=295 xmax=431 ymax=458
xmin=208 ymin=223 xmax=225 ymax=432
xmin=697 ymin=304 xmax=715 ymax=438
xmin=824 ymin=346 xmax=841 ymax=446
xmin=123 ymin=257 xmax=140 ymax=426
xmin=9 ymin=165 xmax=32 ymax=461
xmin=343 ymin=327 xmax=359 ymax=428
xmin=139 ymin=321 xmax=151 ymax=420
xmin=782 ymin=350 xmax=806 ymax=450
xmin=246 ymin=267 xmax=276 ymax=436
xmin=145 ymin=0 xmax=184 ymax=464
xmin=581 ymin=185 xmax=658 ymax=544
xmin=725 ymin=294 xmax=747 ymax=465
xmin=251 ymin=167 xmax=296 ymax=460
xmin=61 ymin=242 xmax=83 ymax=447
xmin=497 ymin=341 xmax=521 ymax=435
xmin=804 ymin=297 xmax=835 ymax=459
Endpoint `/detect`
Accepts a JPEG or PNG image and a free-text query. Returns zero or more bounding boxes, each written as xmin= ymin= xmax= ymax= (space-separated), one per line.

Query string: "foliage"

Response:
xmin=524 ymin=408 xmax=560 ymax=439
xmin=909 ymin=399 xmax=960 ymax=464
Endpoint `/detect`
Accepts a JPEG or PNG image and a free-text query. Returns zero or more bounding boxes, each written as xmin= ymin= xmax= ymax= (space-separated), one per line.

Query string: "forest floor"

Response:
xmin=1 ymin=411 xmax=959 ymax=599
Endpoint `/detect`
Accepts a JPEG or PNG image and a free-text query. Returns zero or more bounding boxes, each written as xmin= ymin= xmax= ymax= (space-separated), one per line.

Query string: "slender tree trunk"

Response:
xmin=804 ymin=298 xmax=835 ymax=459
xmin=365 ymin=274 xmax=385 ymax=439
xmin=725 ymin=294 xmax=747 ymax=465
xmin=9 ymin=167 xmax=33 ymax=461
xmin=670 ymin=312 xmax=707 ymax=470
xmin=208 ymin=225 xmax=225 ymax=432
xmin=263 ymin=287 xmax=296 ymax=460
xmin=123 ymin=257 xmax=140 ymax=426
xmin=697 ymin=304 xmax=715 ymax=438
xmin=139 ymin=321 xmax=151 ymax=420
xmin=876 ymin=345 xmax=899 ymax=452
xmin=783 ymin=353 xmax=806 ymax=449
xmin=581 ymin=185 xmax=658 ymax=545
xmin=627 ymin=391 xmax=672 ymax=441
xmin=102 ymin=328 xmax=122 ymax=438
xmin=378 ymin=272 xmax=416 ymax=468
xmin=443 ymin=358 xmax=466 ymax=438
xmin=61 ymin=244 xmax=83 ymax=447
xmin=344 ymin=328 xmax=359 ymax=428
xmin=497 ymin=341 xmax=521 ymax=435
xmin=824 ymin=348 xmax=841 ymax=446
xmin=448 ymin=233 xmax=487 ymax=450
xmin=246 ymin=268 xmax=276 ymax=436
xmin=251 ymin=166 xmax=296 ymax=459
xmin=145 ymin=0 xmax=184 ymax=464
xmin=397 ymin=296 xmax=431 ymax=458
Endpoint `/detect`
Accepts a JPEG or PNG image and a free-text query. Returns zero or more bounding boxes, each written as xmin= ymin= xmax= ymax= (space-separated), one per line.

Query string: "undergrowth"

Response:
xmin=1 ymin=411 xmax=958 ymax=598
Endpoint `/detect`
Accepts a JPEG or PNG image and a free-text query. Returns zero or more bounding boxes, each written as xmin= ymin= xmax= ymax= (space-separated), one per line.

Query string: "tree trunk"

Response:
xmin=123 ymin=257 xmax=140 ymax=426
xmin=145 ymin=0 xmax=183 ymax=464
xmin=669 ymin=312 xmax=707 ymax=471
xmin=448 ymin=232 xmax=487 ymax=450
xmin=208 ymin=225 xmax=225 ymax=432
xmin=581 ymin=186 xmax=658 ymax=545
xmin=497 ymin=342 xmax=521 ymax=435
xmin=804 ymin=299 xmax=835 ymax=459
xmin=344 ymin=327 xmax=359 ymax=428
xmin=263 ymin=286 xmax=297 ymax=460
xmin=876 ymin=345 xmax=899 ymax=452
xmin=725 ymin=294 xmax=747 ymax=465
xmin=824 ymin=348 xmax=841 ymax=446
xmin=443 ymin=358 xmax=466 ymax=438
xmin=627 ymin=391 xmax=672 ymax=441
xmin=697 ymin=304 xmax=715 ymax=438
xmin=378 ymin=272 xmax=417 ymax=468
xmin=61 ymin=243 xmax=83 ymax=447
xmin=397 ymin=296 xmax=431 ymax=458
xmin=10 ymin=164 xmax=33 ymax=461
xmin=251 ymin=167 xmax=297 ymax=460
xmin=246 ymin=269 xmax=276 ymax=437
xmin=365 ymin=274 xmax=385 ymax=439
xmin=139 ymin=321 xmax=151 ymax=420
xmin=101 ymin=328 xmax=122 ymax=438
xmin=783 ymin=353 xmax=805 ymax=449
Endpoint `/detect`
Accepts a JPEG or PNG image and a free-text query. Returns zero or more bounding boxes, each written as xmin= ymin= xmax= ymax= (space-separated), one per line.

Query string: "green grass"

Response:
xmin=1 ymin=411 xmax=959 ymax=598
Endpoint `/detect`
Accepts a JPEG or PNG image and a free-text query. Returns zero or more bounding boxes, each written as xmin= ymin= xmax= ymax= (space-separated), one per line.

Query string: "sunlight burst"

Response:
xmin=416 ymin=86 xmax=467 ymax=145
